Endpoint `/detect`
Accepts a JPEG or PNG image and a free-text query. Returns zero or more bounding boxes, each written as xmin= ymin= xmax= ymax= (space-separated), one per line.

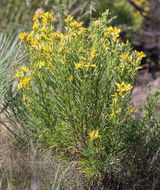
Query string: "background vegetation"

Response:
xmin=0 ymin=0 xmax=148 ymax=33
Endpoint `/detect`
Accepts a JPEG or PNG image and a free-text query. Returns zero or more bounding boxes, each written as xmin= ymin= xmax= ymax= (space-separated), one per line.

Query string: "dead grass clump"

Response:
xmin=0 ymin=126 xmax=89 ymax=190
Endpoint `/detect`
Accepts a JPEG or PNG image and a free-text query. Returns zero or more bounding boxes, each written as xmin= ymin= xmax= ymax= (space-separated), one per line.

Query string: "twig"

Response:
xmin=127 ymin=0 xmax=150 ymax=19
xmin=90 ymin=0 xmax=93 ymax=26
xmin=71 ymin=1 xmax=86 ymax=15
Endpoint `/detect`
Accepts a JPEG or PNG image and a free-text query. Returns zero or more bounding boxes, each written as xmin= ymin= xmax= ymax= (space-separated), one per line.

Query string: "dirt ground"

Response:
xmin=132 ymin=71 xmax=160 ymax=113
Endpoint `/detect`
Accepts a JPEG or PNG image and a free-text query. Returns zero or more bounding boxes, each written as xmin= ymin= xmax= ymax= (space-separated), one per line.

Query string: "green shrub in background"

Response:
xmin=96 ymin=0 xmax=150 ymax=31
xmin=14 ymin=10 xmax=160 ymax=185
xmin=0 ymin=0 xmax=150 ymax=34
xmin=0 ymin=0 xmax=91 ymax=33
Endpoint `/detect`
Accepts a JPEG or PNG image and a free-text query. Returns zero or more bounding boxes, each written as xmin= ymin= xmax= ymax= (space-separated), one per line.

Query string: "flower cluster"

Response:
xmin=106 ymin=26 xmax=121 ymax=40
xmin=133 ymin=0 xmax=150 ymax=17
xmin=115 ymin=82 xmax=132 ymax=96
xmin=17 ymin=11 xmax=92 ymax=84
xmin=109 ymin=82 xmax=133 ymax=118
xmin=119 ymin=50 xmax=145 ymax=73
xmin=15 ymin=66 xmax=32 ymax=90
xmin=134 ymin=50 xmax=146 ymax=60
xmin=64 ymin=14 xmax=87 ymax=36
xmin=89 ymin=130 xmax=100 ymax=141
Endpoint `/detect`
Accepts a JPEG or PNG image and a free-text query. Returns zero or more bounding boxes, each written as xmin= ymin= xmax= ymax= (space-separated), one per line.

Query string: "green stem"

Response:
xmin=38 ymin=78 xmax=54 ymax=133
xmin=68 ymin=99 xmax=80 ymax=150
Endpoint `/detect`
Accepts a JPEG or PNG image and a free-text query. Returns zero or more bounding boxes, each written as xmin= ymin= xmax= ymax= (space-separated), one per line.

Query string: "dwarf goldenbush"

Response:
xmin=15 ymin=10 xmax=160 ymax=182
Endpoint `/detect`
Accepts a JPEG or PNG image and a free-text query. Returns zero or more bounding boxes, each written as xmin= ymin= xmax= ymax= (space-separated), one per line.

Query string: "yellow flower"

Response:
xmin=23 ymin=95 xmax=26 ymax=102
xmin=17 ymin=83 xmax=22 ymax=90
xmin=106 ymin=26 xmax=121 ymax=36
xmin=75 ymin=62 xmax=84 ymax=69
xmin=21 ymin=77 xmax=31 ymax=85
xmin=43 ymin=45 xmax=51 ymax=53
xmin=120 ymin=53 xmax=132 ymax=62
xmin=39 ymin=61 xmax=45 ymax=69
xmin=19 ymin=77 xmax=31 ymax=89
xmin=134 ymin=11 xmax=141 ymax=18
xmin=110 ymin=108 xmax=114 ymax=118
xmin=68 ymin=75 xmax=73 ymax=81
xmin=44 ymin=12 xmax=54 ymax=22
xmin=33 ymin=10 xmax=44 ymax=21
xmin=75 ymin=62 xmax=96 ymax=69
xmin=69 ymin=31 xmax=76 ymax=36
xmin=80 ymin=56 xmax=87 ymax=61
xmin=123 ymin=83 xmax=132 ymax=91
xmin=19 ymin=66 xmax=29 ymax=72
xmin=42 ymin=17 xmax=48 ymax=26
xmin=91 ymin=49 xmax=96 ymax=60
xmin=118 ymin=108 xmax=122 ymax=113
xmin=64 ymin=14 xmax=73 ymax=23
xmin=89 ymin=130 xmax=100 ymax=141
xmin=70 ymin=21 xmax=83 ymax=28
xmin=138 ymin=66 xmax=143 ymax=69
xmin=32 ymin=21 xmax=39 ymax=30
xmin=134 ymin=0 xmax=150 ymax=12
xmin=28 ymin=31 xmax=34 ymax=38
xmin=111 ymin=93 xmax=118 ymax=103
xmin=14 ymin=70 xmax=20 ymax=78
xmin=115 ymin=82 xmax=123 ymax=95
xmin=57 ymin=48 xmax=62 ymax=53
xmin=50 ymin=32 xmax=63 ymax=39
xmin=94 ymin=19 xmax=100 ymax=25
xmin=79 ymin=27 xmax=87 ymax=35
xmin=118 ymin=65 xmax=125 ymax=73
xmin=115 ymin=82 xmax=132 ymax=96
xmin=83 ymin=64 xmax=96 ymax=68
xmin=41 ymin=31 xmax=48 ymax=39
xmin=30 ymin=71 xmax=35 ymax=75
xmin=134 ymin=50 xmax=146 ymax=60
xmin=129 ymin=108 xmax=138 ymax=113
xmin=19 ymin=32 xmax=28 ymax=42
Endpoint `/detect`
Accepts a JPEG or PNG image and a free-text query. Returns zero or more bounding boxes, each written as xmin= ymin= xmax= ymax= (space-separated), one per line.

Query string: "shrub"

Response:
xmin=15 ymin=10 xmax=160 ymax=185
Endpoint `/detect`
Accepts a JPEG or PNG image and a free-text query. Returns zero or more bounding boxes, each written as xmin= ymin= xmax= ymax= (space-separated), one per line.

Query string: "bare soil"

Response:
xmin=132 ymin=72 xmax=160 ymax=113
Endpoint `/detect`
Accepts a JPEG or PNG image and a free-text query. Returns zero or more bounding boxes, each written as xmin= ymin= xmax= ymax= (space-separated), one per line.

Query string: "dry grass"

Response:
xmin=0 ymin=123 xmax=90 ymax=190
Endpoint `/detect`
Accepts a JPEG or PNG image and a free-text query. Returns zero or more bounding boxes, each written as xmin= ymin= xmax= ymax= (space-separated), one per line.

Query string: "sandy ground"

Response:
xmin=132 ymin=72 xmax=160 ymax=112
